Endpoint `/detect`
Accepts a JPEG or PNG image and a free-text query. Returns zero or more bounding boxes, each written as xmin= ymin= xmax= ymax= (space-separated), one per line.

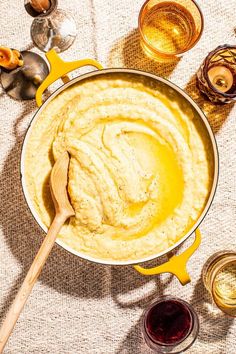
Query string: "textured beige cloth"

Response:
xmin=0 ymin=0 xmax=236 ymax=353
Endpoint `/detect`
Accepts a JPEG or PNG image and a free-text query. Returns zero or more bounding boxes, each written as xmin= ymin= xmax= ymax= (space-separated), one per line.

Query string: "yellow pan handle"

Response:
xmin=134 ymin=229 xmax=201 ymax=286
xmin=36 ymin=49 xmax=103 ymax=107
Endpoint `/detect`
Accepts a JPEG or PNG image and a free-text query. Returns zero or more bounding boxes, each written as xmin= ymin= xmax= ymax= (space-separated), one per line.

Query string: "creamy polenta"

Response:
xmin=24 ymin=73 xmax=213 ymax=261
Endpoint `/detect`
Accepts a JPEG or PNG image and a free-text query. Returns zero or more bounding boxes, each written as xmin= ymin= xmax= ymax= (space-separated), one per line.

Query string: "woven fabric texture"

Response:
xmin=0 ymin=0 xmax=235 ymax=353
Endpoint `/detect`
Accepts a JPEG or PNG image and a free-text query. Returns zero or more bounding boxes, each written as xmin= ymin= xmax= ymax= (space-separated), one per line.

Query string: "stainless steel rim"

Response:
xmin=20 ymin=68 xmax=219 ymax=266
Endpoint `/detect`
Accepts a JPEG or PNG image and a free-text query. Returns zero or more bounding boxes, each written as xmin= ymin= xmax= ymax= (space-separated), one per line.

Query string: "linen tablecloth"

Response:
xmin=0 ymin=0 xmax=235 ymax=353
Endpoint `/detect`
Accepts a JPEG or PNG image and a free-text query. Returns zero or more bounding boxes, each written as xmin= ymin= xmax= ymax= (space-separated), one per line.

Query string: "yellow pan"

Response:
xmin=21 ymin=50 xmax=219 ymax=286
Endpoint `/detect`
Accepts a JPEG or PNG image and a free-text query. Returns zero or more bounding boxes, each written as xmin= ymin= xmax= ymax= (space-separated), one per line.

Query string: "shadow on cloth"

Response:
xmin=0 ymin=102 xmax=160 ymax=323
xmin=0 ymin=103 xmax=106 ymax=317
xmin=189 ymin=273 xmax=234 ymax=344
xmin=111 ymin=267 xmax=173 ymax=309
xmin=109 ymin=30 xmax=234 ymax=135
xmin=0 ymin=91 xmax=6 ymax=100
xmin=185 ymin=75 xmax=234 ymax=134
xmin=115 ymin=317 xmax=153 ymax=354
xmin=22 ymin=42 xmax=35 ymax=52
xmin=114 ymin=274 xmax=173 ymax=354
xmin=115 ymin=272 xmax=234 ymax=353
xmin=108 ymin=28 xmax=179 ymax=77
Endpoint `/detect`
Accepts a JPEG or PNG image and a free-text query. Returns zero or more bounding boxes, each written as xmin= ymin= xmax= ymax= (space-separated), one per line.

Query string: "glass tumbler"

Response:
xmin=141 ymin=295 xmax=199 ymax=353
xmin=138 ymin=0 xmax=204 ymax=61
xmin=203 ymin=251 xmax=236 ymax=317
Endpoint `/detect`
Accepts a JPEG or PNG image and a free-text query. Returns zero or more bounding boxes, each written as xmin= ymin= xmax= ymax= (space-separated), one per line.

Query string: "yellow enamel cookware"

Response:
xmin=21 ymin=50 xmax=219 ymax=286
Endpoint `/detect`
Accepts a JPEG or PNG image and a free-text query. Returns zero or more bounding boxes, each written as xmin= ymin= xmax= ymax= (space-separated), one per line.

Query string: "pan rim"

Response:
xmin=20 ymin=68 xmax=219 ymax=266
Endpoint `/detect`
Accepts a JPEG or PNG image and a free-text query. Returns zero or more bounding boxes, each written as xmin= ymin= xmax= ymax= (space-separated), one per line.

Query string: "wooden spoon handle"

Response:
xmin=0 ymin=213 xmax=67 ymax=353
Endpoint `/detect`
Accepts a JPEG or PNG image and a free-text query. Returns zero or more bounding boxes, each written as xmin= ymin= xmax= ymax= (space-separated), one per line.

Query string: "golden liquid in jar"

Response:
xmin=141 ymin=2 xmax=196 ymax=55
xmin=213 ymin=263 xmax=236 ymax=305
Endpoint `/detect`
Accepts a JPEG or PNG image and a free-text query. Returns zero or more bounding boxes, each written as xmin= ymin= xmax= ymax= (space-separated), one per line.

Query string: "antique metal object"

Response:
xmin=25 ymin=0 xmax=77 ymax=53
xmin=1 ymin=51 xmax=49 ymax=100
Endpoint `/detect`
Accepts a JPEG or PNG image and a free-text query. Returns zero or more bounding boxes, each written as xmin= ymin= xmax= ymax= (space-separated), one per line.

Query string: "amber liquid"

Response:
xmin=141 ymin=2 xmax=196 ymax=55
xmin=213 ymin=263 xmax=236 ymax=309
xmin=203 ymin=253 xmax=236 ymax=316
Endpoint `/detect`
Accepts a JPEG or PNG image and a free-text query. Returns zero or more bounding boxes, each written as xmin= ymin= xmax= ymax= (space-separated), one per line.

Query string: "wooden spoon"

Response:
xmin=0 ymin=151 xmax=75 ymax=353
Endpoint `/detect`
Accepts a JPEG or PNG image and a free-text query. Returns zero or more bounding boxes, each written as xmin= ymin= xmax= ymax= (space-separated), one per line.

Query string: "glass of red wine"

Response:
xmin=141 ymin=295 xmax=199 ymax=353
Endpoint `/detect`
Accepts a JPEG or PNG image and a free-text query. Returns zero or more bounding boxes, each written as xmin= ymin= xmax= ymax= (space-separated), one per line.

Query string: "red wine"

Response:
xmin=145 ymin=299 xmax=192 ymax=345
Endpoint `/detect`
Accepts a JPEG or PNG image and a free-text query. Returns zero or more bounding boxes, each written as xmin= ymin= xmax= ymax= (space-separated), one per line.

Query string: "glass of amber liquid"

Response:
xmin=138 ymin=0 xmax=204 ymax=61
xmin=203 ymin=251 xmax=236 ymax=317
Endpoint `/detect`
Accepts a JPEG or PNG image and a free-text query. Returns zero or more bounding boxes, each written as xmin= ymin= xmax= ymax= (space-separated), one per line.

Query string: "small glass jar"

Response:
xmin=197 ymin=45 xmax=236 ymax=103
xmin=141 ymin=295 xmax=199 ymax=353
xmin=202 ymin=251 xmax=236 ymax=317
xmin=138 ymin=0 xmax=204 ymax=62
